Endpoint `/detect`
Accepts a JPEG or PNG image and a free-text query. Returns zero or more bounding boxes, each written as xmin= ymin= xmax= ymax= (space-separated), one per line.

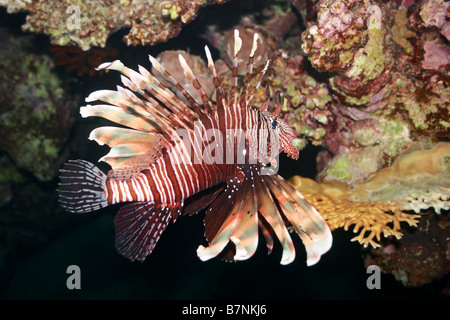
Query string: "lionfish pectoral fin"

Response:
xmin=197 ymin=172 xmax=254 ymax=262
xmin=114 ymin=202 xmax=181 ymax=262
xmin=228 ymin=168 xmax=260 ymax=261
xmin=254 ymin=172 xmax=296 ymax=265
xmin=198 ymin=165 xmax=332 ymax=266
xmin=198 ymin=172 xmax=260 ymax=263
xmin=199 ymin=165 xmax=297 ymax=264
xmin=265 ymin=173 xmax=333 ymax=266
xmin=197 ymin=210 xmax=244 ymax=262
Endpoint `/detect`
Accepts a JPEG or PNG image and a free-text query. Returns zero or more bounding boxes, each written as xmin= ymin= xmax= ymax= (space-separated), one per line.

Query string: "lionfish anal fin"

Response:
xmin=114 ymin=202 xmax=182 ymax=262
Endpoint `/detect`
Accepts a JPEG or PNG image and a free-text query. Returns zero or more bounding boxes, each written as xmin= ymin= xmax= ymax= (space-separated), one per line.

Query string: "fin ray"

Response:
xmin=267 ymin=174 xmax=333 ymax=266
xmin=57 ymin=160 xmax=108 ymax=213
xmin=114 ymin=202 xmax=181 ymax=262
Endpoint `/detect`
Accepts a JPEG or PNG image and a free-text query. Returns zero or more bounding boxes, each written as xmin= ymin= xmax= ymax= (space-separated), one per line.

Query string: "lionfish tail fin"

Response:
xmin=58 ymin=160 xmax=108 ymax=213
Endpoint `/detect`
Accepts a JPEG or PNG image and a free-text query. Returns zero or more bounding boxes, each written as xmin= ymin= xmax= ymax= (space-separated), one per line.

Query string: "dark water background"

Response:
xmin=0 ymin=1 xmax=448 ymax=300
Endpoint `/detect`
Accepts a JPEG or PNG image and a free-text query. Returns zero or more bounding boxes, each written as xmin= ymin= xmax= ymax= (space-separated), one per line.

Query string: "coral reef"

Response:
xmin=296 ymin=0 xmax=449 ymax=187
xmin=289 ymin=143 xmax=449 ymax=248
xmin=288 ymin=181 xmax=418 ymax=250
xmin=0 ymin=26 xmax=81 ymax=288
xmin=0 ymin=0 xmax=231 ymax=50
xmin=206 ymin=2 xmax=448 ymax=189
xmin=0 ymin=28 xmax=78 ymax=182
xmin=349 ymin=143 xmax=450 ymax=214
xmin=289 ymin=178 xmax=420 ymax=249
xmin=290 ymin=143 xmax=449 ymax=287
xmin=364 ymin=213 xmax=450 ymax=287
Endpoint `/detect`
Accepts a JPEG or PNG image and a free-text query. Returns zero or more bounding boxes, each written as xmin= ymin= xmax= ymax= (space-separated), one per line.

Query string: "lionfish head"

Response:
xmin=259 ymin=88 xmax=299 ymax=161
xmin=261 ymin=109 xmax=299 ymax=161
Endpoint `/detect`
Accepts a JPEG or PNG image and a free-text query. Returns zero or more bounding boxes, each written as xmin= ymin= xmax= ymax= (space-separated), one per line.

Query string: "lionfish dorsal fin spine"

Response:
xmin=247 ymin=59 xmax=270 ymax=104
xmin=204 ymin=45 xmax=227 ymax=111
xmin=115 ymin=82 xmax=165 ymax=118
xmin=118 ymin=73 xmax=192 ymax=139
xmin=148 ymin=55 xmax=199 ymax=121
xmin=117 ymin=73 xmax=168 ymax=117
xmin=98 ymin=59 xmax=194 ymax=130
xmin=136 ymin=64 xmax=185 ymax=112
xmin=239 ymin=32 xmax=260 ymax=108
xmin=229 ymin=29 xmax=242 ymax=105
xmin=149 ymin=54 xmax=206 ymax=117
xmin=250 ymin=32 xmax=259 ymax=57
xmin=178 ymin=54 xmax=215 ymax=113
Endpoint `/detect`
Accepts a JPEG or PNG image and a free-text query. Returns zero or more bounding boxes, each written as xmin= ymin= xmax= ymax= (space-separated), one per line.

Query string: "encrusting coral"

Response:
xmin=0 ymin=28 xmax=78 ymax=182
xmin=289 ymin=143 xmax=450 ymax=248
xmin=296 ymin=0 xmax=449 ymax=189
xmin=349 ymin=143 xmax=450 ymax=214
xmin=0 ymin=0 xmax=231 ymax=50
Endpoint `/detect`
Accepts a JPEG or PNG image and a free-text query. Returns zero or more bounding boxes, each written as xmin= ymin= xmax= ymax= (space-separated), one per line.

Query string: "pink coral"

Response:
xmin=422 ymin=38 xmax=450 ymax=70
xmin=317 ymin=0 xmax=354 ymax=39
xmin=419 ymin=0 xmax=450 ymax=40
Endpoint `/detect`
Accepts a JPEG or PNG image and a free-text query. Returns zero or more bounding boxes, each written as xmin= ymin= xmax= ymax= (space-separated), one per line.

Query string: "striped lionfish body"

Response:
xmin=58 ymin=30 xmax=332 ymax=266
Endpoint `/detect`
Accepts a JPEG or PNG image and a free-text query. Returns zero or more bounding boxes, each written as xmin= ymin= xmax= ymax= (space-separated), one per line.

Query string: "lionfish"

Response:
xmin=58 ymin=30 xmax=332 ymax=266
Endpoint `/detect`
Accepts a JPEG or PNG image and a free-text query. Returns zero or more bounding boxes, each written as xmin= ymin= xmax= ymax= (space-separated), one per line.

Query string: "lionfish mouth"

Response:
xmin=281 ymin=127 xmax=299 ymax=160
xmin=284 ymin=143 xmax=299 ymax=160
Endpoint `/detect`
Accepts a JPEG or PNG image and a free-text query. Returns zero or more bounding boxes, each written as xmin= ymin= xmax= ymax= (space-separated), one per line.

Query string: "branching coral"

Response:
xmin=0 ymin=0 xmax=231 ymax=50
xmin=289 ymin=176 xmax=420 ymax=248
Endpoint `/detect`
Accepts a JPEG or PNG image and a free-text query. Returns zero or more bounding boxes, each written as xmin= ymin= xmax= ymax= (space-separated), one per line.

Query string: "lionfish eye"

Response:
xmin=271 ymin=120 xmax=277 ymax=129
